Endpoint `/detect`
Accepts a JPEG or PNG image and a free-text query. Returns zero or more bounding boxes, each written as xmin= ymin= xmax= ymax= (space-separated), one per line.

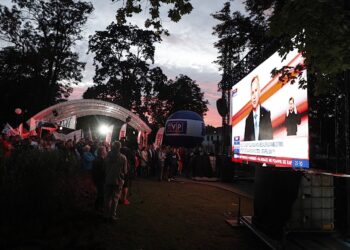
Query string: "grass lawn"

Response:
xmin=2 ymin=178 xmax=267 ymax=250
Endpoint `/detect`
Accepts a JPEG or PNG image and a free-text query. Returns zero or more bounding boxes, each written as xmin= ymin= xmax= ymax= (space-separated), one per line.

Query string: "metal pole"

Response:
xmin=344 ymin=71 xmax=350 ymax=235
xmin=221 ymin=90 xmax=226 ymax=155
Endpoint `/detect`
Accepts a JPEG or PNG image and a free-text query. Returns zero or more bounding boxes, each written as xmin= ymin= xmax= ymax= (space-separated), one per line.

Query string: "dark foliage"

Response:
xmin=113 ymin=0 xmax=193 ymax=35
xmin=84 ymin=23 xmax=161 ymax=122
xmin=212 ymin=1 xmax=271 ymax=91
xmin=0 ymin=149 xmax=81 ymax=227
xmin=0 ymin=0 xmax=93 ymax=125
xmin=147 ymin=74 xmax=208 ymax=127
xmin=84 ymin=23 xmax=208 ymax=129
xmin=244 ymin=0 xmax=350 ymax=94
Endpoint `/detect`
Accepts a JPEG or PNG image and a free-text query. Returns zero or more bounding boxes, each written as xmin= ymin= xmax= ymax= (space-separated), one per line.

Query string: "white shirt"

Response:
xmin=253 ymin=105 xmax=260 ymax=140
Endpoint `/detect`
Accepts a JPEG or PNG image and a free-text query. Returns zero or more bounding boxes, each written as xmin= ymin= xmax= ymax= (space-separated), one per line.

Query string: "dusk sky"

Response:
xmin=2 ymin=0 xmax=247 ymax=127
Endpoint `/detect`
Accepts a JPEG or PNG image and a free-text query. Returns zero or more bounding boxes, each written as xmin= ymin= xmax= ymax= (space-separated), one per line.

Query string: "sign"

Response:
xmin=57 ymin=115 xmax=76 ymax=129
xmin=165 ymin=121 xmax=187 ymax=134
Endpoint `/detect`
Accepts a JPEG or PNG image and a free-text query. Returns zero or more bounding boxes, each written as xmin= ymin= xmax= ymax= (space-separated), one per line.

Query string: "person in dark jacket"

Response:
xmin=104 ymin=141 xmax=128 ymax=221
xmin=92 ymin=146 xmax=107 ymax=212
xmin=244 ymin=75 xmax=273 ymax=141
xmin=285 ymin=97 xmax=301 ymax=136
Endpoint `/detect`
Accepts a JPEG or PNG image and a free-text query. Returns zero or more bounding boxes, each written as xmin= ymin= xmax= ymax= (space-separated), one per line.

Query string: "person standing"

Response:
xmin=285 ymin=97 xmax=301 ymax=136
xmin=120 ymin=140 xmax=134 ymax=205
xmin=158 ymin=146 xmax=166 ymax=181
xmin=177 ymin=147 xmax=185 ymax=175
xmin=140 ymin=146 xmax=149 ymax=177
xmin=169 ymin=147 xmax=178 ymax=181
xmin=82 ymin=145 xmax=95 ymax=170
xmin=148 ymin=144 xmax=157 ymax=177
xmin=92 ymin=146 xmax=107 ymax=212
xmin=104 ymin=141 xmax=128 ymax=221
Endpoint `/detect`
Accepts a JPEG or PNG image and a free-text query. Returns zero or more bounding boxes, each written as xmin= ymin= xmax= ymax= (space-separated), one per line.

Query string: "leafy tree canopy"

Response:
xmin=112 ymin=0 xmax=193 ymax=35
xmin=147 ymin=74 xmax=208 ymax=127
xmin=0 ymin=0 xmax=93 ymax=124
xmin=212 ymin=1 xmax=271 ymax=91
xmin=244 ymin=0 xmax=350 ymax=94
xmin=84 ymin=21 xmax=208 ymax=127
xmin=84 ymin=23 xmax=162 ymax=121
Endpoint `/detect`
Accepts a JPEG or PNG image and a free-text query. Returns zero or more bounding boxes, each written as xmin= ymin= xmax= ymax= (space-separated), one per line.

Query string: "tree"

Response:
xmin=83 ymin=23 xmax=162 ymax=121
xmin=0 ymin=0 xmax=93 ymax=124
xmin=233 ymin=0 xmax=350 ymax=231
xmin=212 ymin=1 xmax=272 ymax=130
xmin=212 ymin=1 xmax=270 ymax=91
xmin=112 ymin=0 xmax=193 ymax=35
xmin=148 ymin=74 xmax=208 ymax=127
xmin=244 ymin=0 xmax=350 ymax=93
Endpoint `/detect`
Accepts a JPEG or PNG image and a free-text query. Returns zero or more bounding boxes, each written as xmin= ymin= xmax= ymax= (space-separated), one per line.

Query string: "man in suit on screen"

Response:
xmin=244 ymin=76 xmax=273 ymax=141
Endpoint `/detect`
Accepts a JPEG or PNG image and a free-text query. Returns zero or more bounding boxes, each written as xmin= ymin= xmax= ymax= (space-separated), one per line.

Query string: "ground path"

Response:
xmin=18 ymin=178 xmax=267 ymax=250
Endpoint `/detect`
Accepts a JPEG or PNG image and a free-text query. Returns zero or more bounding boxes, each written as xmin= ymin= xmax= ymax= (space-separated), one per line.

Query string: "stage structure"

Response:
xmin=27 ymin=99 xmax=151 ymax=145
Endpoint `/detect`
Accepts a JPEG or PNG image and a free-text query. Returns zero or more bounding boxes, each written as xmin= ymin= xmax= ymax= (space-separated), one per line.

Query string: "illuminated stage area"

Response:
xmin=27 ymin=99 xmax=151 ymax=136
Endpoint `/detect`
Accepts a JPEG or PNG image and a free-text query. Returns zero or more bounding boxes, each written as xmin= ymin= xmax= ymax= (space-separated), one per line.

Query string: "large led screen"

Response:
xmin=231 ymin=49 xmax=309 ymax=168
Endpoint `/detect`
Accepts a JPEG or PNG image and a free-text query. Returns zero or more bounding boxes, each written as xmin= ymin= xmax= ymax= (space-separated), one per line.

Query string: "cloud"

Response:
xmin=2 ymin=0 xmax=246 ymax=127
xmin=69 ymin=85 xmax=88 ymax=100
xmin=79 ymin=0 xmax=246 ymax=127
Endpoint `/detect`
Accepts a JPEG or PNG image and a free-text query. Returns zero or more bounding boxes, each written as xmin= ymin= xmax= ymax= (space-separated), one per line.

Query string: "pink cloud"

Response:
xmin=204 ymin=107 xmax=222 ymax=127
xmin=69 ymin=86 xmax=87 ymax=100
xmin=197 ymin=81 xmax=222 ymax=127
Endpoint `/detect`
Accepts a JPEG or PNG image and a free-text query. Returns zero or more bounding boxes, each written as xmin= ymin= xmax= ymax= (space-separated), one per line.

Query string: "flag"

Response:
xmin=105 ymin=125 xmax=114 ymax=144
xmin=2 ymin=123 xmax=17 ymax=136
xmin=17 ymin=123 xmax=23 ymax=136
xmin=119 ymin=123 xmax=127 ymax=140
xmin=88 ymin=127 xmax=93 ymax=141
xmin=17 ymin=123 xmax=30 ymax=138
xmin=154 ymin=127 xmax=165 ymax=148
xmin=29 ymin=130 xmax=37 ymax=136
xmin=137 ymin=130 xmax=142 ymax=145
xmin=29 ymin=118 xmax=37 ymax=131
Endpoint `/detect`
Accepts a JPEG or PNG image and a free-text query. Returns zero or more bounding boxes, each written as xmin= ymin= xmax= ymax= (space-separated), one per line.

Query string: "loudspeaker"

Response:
xmin=216 ymin=98 xmax=228 ymax=117
xmin=252 ymin=167 xmax=301 ymax=239
xmin=52 ymin=109 xmax=58 ymax=117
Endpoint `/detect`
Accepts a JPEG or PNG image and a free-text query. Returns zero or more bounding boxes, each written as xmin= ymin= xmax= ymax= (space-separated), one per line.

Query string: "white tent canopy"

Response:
xmin=27 ymin=99 xmax=151 ymax=137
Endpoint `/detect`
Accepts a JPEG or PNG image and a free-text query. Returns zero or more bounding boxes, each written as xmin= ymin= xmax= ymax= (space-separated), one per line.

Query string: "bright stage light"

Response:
xmin=99 ymin=124 xmax=109 ymax=135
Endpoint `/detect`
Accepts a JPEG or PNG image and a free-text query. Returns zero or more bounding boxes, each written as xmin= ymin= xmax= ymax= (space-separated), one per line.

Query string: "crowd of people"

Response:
xmin=0 ymin=132 xmax=222 ymax=221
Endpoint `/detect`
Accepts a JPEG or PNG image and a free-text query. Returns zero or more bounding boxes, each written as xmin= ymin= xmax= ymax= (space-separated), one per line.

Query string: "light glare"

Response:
xmin=99 ymin=124 xmax=109 ymax=135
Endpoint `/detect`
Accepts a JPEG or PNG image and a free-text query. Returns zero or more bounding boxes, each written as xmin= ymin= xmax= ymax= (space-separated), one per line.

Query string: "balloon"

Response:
xmin=15 ymin=108 xmax=22 ymax=115
xmin=163 ymin=110 xmax=205 ymax=147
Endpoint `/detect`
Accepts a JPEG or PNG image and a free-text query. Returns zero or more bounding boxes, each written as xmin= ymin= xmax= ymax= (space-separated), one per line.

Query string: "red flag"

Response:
xmin=154 ymin=127 xmax=165 ymax=148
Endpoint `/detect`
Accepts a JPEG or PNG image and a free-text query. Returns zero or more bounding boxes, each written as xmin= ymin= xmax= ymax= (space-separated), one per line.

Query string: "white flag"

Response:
xmin=29 ymin=118 xmax=36 ymax=131
xmin=119 ymin=123 xmax=127 ymax=140
xmin=105 ymin=125 xmax=114 ymax=144
xmin=2 ymin=123 xmax=17 ymax=136
xmin=137 ymin=130 xmax=142 ymax=145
